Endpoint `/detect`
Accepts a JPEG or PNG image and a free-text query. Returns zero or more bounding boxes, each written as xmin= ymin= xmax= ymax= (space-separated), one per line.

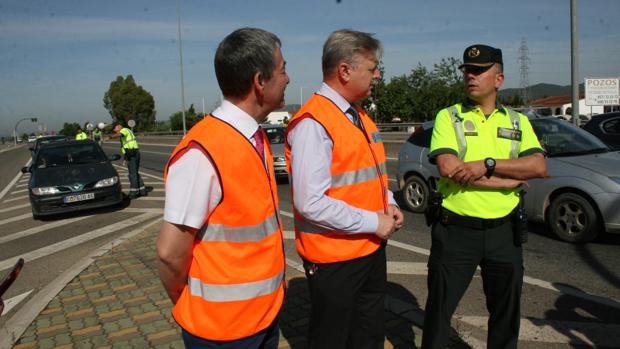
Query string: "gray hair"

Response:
xmin=214 ymin=28 xmax=281 ymax=98
xmin=322 ymin=29 xmax=383 ymax=77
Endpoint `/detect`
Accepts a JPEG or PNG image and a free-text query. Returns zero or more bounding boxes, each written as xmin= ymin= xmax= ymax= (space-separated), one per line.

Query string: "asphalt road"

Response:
xmin=1 ymin=139 xmax=619 ymax=347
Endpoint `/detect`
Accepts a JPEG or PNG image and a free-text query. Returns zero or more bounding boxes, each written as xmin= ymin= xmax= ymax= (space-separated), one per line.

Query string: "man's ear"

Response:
xmin=253 ymin=71 xmax=265 ymax=94
xmin=337 ymin=62 xmax=352 ymax=83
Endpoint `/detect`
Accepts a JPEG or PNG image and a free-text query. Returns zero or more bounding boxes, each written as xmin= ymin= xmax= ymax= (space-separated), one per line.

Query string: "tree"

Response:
xmin=372 ymin=57 xmax=466 ymax=122
xmin=59 ymin=122 xmax=81 ymax=137
xmin=169 ymin=104 xmax=203 ymax=131
xmin=103 ymin=75 xmax=156 ymax=131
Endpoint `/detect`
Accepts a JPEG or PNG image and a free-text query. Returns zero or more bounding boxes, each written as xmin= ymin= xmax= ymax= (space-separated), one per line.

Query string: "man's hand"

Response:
xmin=387 ymin=204 xmax=404 ymax=230
xmin=376 ymin=213 xmax=396 ymax=240
xmin=122 ymin=159 xmax=127 ymax=167
xmin=449 ymin=160 xmax=486 ymax=185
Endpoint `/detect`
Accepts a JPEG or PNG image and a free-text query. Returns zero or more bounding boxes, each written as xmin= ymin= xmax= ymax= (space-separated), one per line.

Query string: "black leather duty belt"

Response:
xmin=439 ymin=208 xmax=512 ymax=230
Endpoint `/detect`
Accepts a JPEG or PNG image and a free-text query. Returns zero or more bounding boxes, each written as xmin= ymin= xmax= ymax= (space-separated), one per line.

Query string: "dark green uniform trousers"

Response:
xmin=126 ymin=150 xmax=145 ymax=198
xmin=422 ymin=220 xmax=523 ymax=349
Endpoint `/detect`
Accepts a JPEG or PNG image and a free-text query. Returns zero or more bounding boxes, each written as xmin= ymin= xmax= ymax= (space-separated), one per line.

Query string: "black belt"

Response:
xmin=439 ymin=208 xmax=512 ymax=229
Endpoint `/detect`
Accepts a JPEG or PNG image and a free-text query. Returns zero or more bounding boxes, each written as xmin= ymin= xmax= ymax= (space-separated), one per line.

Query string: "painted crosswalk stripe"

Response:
xmin=15 ymin=183 xmax=27 ymax=188
xmin=0 ymin=214 xmax=95 ymax=244
xmin=0 ymin=213 xmax=32 ymax=227
xmin=0 ymin=160 xmax=30 ymax=201
xmin=3 ymin=195 xmax=28 ymax=203
xmin=10 ymin=188 xmax=28 ymax=194
xmin=0 ymin=203 xmax=31 ymax=214
xmin=0 ymin=212 xmax=160 ymax=271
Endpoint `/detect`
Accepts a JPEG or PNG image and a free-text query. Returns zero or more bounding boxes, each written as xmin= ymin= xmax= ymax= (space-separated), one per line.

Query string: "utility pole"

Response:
xmin=518 ymin=38 xmax=531 ymax=106
xmin=570 ymin=0 xmax=580 ymax=126
xmin=176 ymin=0 xmax=187 ymax=135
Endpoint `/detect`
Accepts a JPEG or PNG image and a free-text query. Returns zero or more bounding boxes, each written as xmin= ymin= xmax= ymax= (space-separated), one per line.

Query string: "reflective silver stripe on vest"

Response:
xmin=197 ymin=214 xmax=279 ymax=242
xmin=188 ymin=270 xmax=283 ymax=302
xmin=295 ymin=209 xmax=385 ymax=235
xmin=448 ymin=106 xmax=467 ymax=160
xmin=506 ymin=109 xmax=521 ymax=159
xmin=331 ymin=162 xmax=387 ymax=188
xmin=449 ymin=106 xmax=521 ymax=160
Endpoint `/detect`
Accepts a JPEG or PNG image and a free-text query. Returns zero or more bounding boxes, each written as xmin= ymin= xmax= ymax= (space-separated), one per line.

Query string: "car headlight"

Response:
xmin=273 ymin=156 xmax=286 ymax=163
xmin=610 ymin=177 xmax=620 ymax=186
xmin=94 ymin=176 xmax=119 ymax=188
xmin=32 ymin=187 xmax=61 ymax=196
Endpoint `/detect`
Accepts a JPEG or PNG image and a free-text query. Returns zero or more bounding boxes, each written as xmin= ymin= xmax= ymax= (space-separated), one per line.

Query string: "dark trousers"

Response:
xmin=126 ymin=150 xmax=145 ymax=197
xmin=304 ymin=246 xmax=386 ymax=349
xmin=181 ymin=318 xmax=279 ymax=349
xmin=422 ymin=221 xmax=523 ymax=349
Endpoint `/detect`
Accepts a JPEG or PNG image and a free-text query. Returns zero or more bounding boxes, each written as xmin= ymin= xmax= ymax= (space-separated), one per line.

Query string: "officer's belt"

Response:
xmin=439 ymin=208 xmax=512 ymax=229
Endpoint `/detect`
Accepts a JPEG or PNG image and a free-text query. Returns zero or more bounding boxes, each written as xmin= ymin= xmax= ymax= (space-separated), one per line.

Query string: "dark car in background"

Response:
xmin=262 ymin=124 xmax=287 ymax=179
xmin=29 ymin=135 xmax=70 ymax=157
xmin=397 ymin=116 xmax=620 ymax=243
xmin=23 ymin=140 xmax=123 ymax=219
xmin=582 ymin=112 xmax=620 ymax=150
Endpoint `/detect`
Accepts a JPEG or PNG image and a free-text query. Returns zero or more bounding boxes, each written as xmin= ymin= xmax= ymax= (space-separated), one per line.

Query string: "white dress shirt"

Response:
xmin=163 ymin=100 xmax=262 ymax=229
xmin=287 ymin=83 xmax=397 ymax=234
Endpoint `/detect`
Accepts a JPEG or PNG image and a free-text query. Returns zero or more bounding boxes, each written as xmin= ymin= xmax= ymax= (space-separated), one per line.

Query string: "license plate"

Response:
xmin=63 ymin=193 xmax=95 ymax=203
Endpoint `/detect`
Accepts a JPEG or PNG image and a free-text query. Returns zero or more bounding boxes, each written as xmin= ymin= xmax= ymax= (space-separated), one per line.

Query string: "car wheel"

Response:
xmin=403 ymin=175 xmax=429 ymax=213
xmin=549 ymin=193 xmax=600 ymax=243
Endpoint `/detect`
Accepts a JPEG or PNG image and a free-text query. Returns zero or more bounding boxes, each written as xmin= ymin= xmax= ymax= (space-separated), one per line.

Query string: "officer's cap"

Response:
xmin=458 ymin=44 xmax=503 ymax=69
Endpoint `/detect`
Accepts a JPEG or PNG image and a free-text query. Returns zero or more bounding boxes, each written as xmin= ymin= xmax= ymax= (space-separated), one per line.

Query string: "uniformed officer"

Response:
xmin=112 ymin=123 xmax=145 ymax=199
xmin=75 ymin=126 xmax=88 ymax=140
xmin=422 ymin=44 xmax=547 ymax=349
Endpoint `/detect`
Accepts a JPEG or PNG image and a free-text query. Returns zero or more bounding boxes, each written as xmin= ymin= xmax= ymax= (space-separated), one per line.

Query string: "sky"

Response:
xmin=1 ymin=0 xmax=619 ymax=136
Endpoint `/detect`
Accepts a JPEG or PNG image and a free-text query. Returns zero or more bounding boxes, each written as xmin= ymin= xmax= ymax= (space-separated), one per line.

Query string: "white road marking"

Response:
xmin=386 ymin=261 xmax=428 ymax=275
xmin=458 ymin=315 xmax=619 ymax=346
xmin=0 ymin=203 xmax=30 ymax=214
xmin=0 ymin=213 xmax=32 ymax=227
xmin=0 ymin=160 xmax=30 ymax=201
xmin=388 ymin=178 xmax=396 ymax=183
xmin=0 ymin=214 xmax=95 ymax=244
xmin=3 ymin=195 xmax=28 ymax=203
xmin=113 ymin=164 xmax=164 ymax=181
xmin=10 ymin=188 xmax=28 ymax=194
xmin=15 ymin=183 xmax=27 ymax=188
xmin=119 ymin=181 xmax=162 ymax=186
xmin=129 ymin=196 xmax=164 ymax=201
xmin=387 ymin=157 xmax=398 ymax=161
xmin=279 ymin=210 xmax=620 ymax=310
xmin=0 ymin=290 xmax=33 ymax=317
xmin=0 ymin=212 xmax=160 ymax=271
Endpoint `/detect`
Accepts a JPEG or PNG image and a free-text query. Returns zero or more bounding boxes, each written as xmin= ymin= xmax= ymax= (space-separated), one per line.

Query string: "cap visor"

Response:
xmin=458 ymin=62 xmax=495 ymax=69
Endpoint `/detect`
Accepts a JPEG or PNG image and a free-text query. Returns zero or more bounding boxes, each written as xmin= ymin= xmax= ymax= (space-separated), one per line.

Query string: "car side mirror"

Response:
xmin=21 ymin=166 xmax=31 ymax=173
xmin=109 ymin=154 xmax=121 ymax=161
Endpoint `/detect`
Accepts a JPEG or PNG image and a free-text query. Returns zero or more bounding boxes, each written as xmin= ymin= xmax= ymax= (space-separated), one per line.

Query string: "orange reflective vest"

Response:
xmin=285 ymin=94 xmax=389 ymax=264
xmin=164 ymin=116 xmax=285 ymax=341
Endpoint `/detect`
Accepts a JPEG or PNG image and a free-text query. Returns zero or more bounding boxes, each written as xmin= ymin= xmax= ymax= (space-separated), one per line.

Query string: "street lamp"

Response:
xmin=13 ymin=117 xmax=38 ymax=146
xmin=176 ymin=0 xmax=187 ymax=136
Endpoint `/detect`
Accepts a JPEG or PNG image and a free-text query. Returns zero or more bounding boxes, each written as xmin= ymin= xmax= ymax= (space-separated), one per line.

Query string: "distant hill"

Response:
xmin=499 ymin=83 xmax=584 ymax=101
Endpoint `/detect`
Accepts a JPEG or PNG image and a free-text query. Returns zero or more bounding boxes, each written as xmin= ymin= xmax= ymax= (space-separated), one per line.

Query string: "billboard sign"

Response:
xmin=585 ymin=78 xmax=619 ymax=106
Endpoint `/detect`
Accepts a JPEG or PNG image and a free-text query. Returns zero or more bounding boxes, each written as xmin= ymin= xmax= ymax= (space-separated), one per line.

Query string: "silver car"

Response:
xmin=396 ymin=116 xmax=620 ymax=243
xmin=262 ymin=124 xmax=288 ymax=179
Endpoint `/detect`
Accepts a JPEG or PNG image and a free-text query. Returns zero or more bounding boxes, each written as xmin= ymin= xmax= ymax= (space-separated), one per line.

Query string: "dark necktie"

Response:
xmin=252 ymin=127 xmax=265 ymax=161
xmin=347 ymin=105 xmax=363 ymax=130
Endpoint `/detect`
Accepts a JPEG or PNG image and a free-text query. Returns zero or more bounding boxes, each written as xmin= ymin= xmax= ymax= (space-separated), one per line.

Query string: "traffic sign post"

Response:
xmin=585 ymin=78 xmax=620 ymax=106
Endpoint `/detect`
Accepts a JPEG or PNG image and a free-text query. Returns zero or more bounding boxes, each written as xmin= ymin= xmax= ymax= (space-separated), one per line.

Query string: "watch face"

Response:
xmin=485 ymin=158 xmax=495 ymax=167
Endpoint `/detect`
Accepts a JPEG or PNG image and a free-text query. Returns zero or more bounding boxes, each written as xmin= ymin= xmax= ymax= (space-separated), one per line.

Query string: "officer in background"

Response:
xmin=92 ymin=125 xmax=103 ymax=146
xmin=285 ymin=29 xmax=403 ymax=349
xmin=75 ymin=125 xmax=88 ymax=140
xmin=157 ymin=27 xmax=289 ymax=348
xmin=421 ymin=44 xmax=547 ymax=348
xmin=112 ymin=123 xmax=145 ymax=199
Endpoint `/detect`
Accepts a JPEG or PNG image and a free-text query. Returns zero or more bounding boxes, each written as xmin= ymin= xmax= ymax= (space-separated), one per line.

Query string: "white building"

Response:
xmin=265 ymin=111 xmax=291 ymax=125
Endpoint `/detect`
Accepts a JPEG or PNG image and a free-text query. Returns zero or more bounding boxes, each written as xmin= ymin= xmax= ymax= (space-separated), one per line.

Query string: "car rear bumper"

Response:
xmin=30 ymin=185 xmax=123 ymax=216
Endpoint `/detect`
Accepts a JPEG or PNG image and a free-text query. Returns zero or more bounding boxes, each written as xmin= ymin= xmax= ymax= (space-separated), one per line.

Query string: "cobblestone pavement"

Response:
xmin=10 ymin=222 xmax=424 ymax=349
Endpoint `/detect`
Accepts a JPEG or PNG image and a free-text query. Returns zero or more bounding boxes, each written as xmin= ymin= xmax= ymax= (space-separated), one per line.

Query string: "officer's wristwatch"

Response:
xmin=484 ymin=157 xmax=496 ymax=178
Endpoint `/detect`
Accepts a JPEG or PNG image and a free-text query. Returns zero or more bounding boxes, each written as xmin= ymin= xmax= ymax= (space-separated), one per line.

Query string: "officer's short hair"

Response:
xmin=322 ymin=29 xmax=383 ymax=78
xmin=214 ymin=28 xmax=282 ymax=99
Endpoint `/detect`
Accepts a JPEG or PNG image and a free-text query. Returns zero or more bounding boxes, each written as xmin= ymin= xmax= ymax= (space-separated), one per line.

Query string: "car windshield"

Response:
xmin=530 ymin=118 xmax=610 ymax=157
xmin=36 ymin=144 xmax=106 ymax=168
xmin=264 ymin=127 xmax=285 ymax=144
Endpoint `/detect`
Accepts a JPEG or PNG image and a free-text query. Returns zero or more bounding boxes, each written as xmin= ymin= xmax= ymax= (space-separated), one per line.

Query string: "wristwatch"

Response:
xmin=484 ymin=157 xmax=496 ymax=178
